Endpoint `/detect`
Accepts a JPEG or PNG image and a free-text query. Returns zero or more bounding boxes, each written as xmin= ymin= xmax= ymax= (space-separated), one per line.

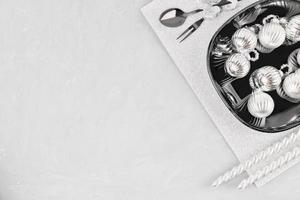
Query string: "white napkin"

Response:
xmin=141 ymin=0 xmax=300 ymax=187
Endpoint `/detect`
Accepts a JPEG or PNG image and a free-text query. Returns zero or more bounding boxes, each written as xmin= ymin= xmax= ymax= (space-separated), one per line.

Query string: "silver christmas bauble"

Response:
xmin=283 ymin=70 xmax=300 ymax=99
xmin=247 ymin=91 xmax=275 ymax=118
xmin=297 ymin=48 xmax=300 ymax=66
xmin=225 ymin=53 xmax=250 ymax=78
xmin=256 ymin=40 xmax=274 ymax=54
xmin=258 ymin=22 xmax=286 ymax=49
xmin=232 ymin=28 xmax=257 ymax=53
xmin=277 ymin=81 xmax=300 ymax=103
xmin=288 ymin=48 xmax=300 ymax=71
xmin=249 ymin=66 xmax=283 ymax=92
xmin=286 ymin=15 xmax=300 ymax=43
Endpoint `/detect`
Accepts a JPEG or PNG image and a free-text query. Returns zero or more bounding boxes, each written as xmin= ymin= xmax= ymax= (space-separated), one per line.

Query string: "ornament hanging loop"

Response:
xmin=244 ymin=50 xmax=260 ymax=62
xmin=280 ymin=64 xmax=294 ymax=76
xmin=263 ymin=15 xmax=280 ymax=24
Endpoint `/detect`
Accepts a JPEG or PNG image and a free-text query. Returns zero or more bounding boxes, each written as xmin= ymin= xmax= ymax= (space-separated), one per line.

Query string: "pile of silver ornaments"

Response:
xmin=224 ymin=14 xmax=300 ymax=120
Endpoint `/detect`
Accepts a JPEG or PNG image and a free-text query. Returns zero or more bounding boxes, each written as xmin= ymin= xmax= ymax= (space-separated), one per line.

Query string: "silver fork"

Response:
xmin=177 ymin=0 xmax=234 ymax=42
xmin=176 ymin=18 xmax=205 ymax=42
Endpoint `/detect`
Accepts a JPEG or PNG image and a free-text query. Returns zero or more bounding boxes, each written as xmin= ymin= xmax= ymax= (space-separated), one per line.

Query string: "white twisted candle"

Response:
xmin=238 ymin=147 xmax=300 ymax=189
xmin=212 ymin=129 xmax=300 ymax=187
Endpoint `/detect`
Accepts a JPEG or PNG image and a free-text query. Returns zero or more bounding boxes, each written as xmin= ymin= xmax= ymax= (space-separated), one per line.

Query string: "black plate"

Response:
xmin=207 ymin=0 xmax=300 ymax=133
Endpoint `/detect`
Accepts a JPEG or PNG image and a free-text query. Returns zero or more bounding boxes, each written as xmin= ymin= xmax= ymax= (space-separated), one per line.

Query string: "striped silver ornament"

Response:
xmin=249 ymin=66 xmax=283 ymax=92
xmin=297 ymin=48 xmax=300 ymax=66
xmin=283 ymin=70 xmax=300 ymax=100
xmin=288 ymin=48 xmax=300 ymax=71
xmin=225 ymin=53 xmax=251 ymax=78
xmin=258 ymin=22 xmax=286 ymax=49
xmin=232 ymin=28 xmax=257 ymax=53
xmin=286 ymin=15 xmax=300 ymax=43
xmin=277 ymin=82 xmax=300 ymax=103
xmin=256 ymin=40 xmax=275 ymax=53
xmin=247 ymin=90 xmax=275 ymax=118
xmin=251 ymin=24 xmax=274 ymax=53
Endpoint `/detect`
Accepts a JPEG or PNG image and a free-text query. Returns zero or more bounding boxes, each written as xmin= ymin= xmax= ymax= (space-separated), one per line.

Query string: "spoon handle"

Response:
xmin=183 ymin=9 xmax=203 ymax=17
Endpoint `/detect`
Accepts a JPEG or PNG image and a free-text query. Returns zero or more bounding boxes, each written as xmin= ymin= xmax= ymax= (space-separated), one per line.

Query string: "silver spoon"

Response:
xmin=159 ymin=8 xmax=203 ymax=28
xmin=159 ymin=0 xmax=234 ymax=28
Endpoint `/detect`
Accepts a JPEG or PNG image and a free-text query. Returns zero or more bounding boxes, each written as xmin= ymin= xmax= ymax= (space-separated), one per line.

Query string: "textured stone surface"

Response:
xmin=0 ymin=0 xmax=299 ymax=199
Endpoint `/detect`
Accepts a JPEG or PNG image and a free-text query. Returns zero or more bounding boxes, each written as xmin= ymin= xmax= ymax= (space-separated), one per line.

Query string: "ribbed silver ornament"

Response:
xmin=247 ymin=90 xmax=275 ymax=118
xmin=286 ymin=15 xmax=300 ymax=43
xmin=258 ymin=22 xmax=286 ymax=49
xmin=288 ymin=48 xmax=300 ymax=71
xmin=249 ymin=66 xmax=283 ymax=92
xmin=277 ymin=81 xmax=300 ymax=103
xmin=283 ymin=70 xmax=300 ymax=100
xmin=225 ymin=53 xmax=251 ymax=78
xmin=256 ymin=40 xmax=274 ymax=54
xmin=232 ymin=28 xmax=257 ymax=53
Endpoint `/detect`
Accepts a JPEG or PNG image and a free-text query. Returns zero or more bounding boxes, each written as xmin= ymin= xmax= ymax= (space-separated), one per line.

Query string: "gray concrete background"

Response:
xmin=0 ymin=0 xmax=299 ymax=199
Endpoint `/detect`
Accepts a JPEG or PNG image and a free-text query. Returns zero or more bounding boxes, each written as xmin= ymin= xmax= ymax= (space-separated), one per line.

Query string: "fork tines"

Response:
xmin=177 ymin=18 xmax=204 ymax=42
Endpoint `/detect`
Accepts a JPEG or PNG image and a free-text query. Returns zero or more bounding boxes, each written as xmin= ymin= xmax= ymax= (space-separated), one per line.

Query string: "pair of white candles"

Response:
xmin=212 ymin=129 xmax=300 ymax=189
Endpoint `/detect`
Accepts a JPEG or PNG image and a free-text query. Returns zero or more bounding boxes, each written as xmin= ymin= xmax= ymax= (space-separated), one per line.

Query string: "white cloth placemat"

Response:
xmin=141 ymin=0 xmax=300 ymax=187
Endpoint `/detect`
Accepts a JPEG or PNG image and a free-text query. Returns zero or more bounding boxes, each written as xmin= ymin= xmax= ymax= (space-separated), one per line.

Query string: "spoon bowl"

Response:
xmin=159 ymin=8 xmax=203 ymax=27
